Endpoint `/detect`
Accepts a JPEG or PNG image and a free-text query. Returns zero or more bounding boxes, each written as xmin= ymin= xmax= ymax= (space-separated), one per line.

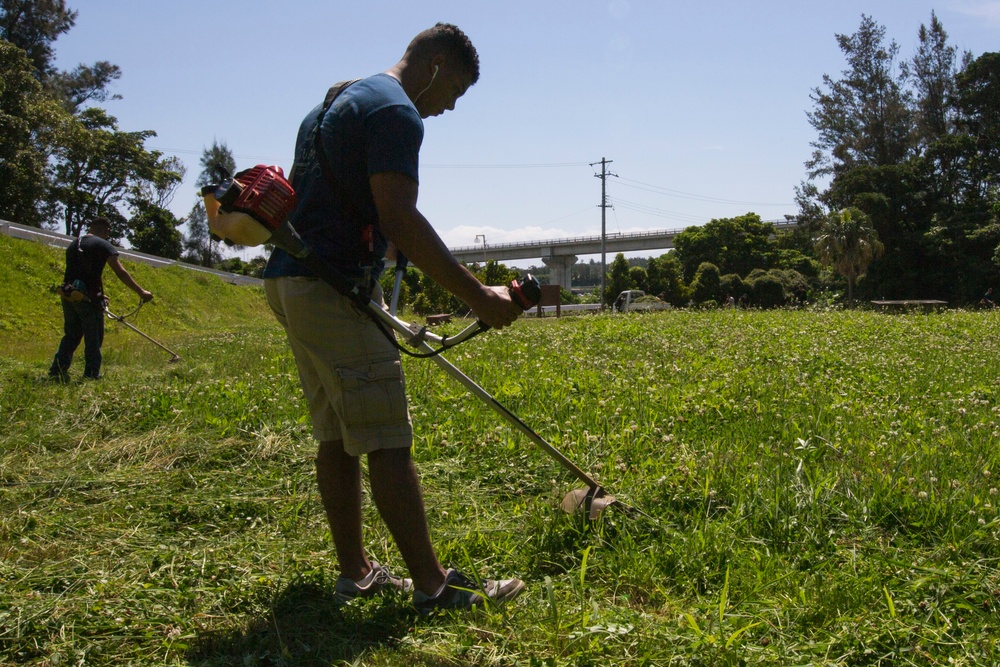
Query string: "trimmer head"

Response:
xmin=561 ymin=486 xmax=619 ymax=520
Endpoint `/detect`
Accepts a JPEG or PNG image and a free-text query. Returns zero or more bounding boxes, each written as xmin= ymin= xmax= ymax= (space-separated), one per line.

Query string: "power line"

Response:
xmin=608 ymin=197 xmax=710 ymax=224
xmin=151 ymin=147 xmax=590 ymax=171
xmin=423 ymin=161 xmax=590 ymax=169
xmin=616 ymin=176 xmax=792 ymax=207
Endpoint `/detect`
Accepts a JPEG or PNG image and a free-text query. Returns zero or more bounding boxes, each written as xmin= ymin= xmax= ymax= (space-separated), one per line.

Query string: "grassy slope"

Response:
xmin=0 ymin=235 xmax=268 ymax=363
xmin=3 ymin=234 xmax=1000 ymax=665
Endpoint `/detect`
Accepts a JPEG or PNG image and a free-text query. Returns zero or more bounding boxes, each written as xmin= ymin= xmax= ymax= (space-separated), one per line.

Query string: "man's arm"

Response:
xmin=370 ymin=171 xmax=521 ymax=329
xmin=107 ymin=256 xmax=154 ymax=302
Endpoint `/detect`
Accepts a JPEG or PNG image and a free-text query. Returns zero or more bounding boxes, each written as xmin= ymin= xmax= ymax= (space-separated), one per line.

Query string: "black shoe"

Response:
xmin=413 ymin=569 xmax=525 ymax=613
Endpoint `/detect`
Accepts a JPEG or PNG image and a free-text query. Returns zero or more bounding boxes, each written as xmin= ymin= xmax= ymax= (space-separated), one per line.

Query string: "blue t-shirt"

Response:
xmin=263 ymin=73 xmax=423 ymax=283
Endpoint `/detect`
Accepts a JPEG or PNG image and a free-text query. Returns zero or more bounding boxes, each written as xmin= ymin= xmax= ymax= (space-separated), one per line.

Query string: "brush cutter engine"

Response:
xmin=202 ymin=165 xmax=310 ymax=256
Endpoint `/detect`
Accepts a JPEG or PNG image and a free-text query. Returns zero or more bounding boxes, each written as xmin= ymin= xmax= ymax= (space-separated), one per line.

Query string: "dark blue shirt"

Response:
xmin=64 ymin=234 xmax=118 ymax=299
xmin=263 ymin=73 xmax=423 ymax=284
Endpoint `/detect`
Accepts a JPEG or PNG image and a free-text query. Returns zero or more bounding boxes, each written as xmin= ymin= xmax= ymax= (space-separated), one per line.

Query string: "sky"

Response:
xmin=53 ymin=0 xmax=1000 ymax=266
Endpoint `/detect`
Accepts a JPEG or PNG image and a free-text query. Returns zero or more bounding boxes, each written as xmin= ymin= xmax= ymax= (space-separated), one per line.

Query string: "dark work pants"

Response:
xmin=50 ymin=299 xmax=105 ymax=379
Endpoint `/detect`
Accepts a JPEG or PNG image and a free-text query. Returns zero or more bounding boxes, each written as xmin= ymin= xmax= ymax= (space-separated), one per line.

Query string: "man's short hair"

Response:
xmin=89 ymin=216 xmax=111 ymax=230
xmin=406 ymin=23 xmax=480 ymax=85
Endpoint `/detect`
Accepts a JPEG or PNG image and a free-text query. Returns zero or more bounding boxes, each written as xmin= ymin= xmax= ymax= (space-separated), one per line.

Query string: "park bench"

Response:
xmin=871 ymin=300 xmax=947 ymax=313
xmin=425 ymin=314 xmax=452 ymax=325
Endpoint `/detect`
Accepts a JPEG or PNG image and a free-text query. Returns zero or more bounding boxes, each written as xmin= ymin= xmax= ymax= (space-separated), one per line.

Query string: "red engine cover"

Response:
xmin=231 ymin=165 xmax=297 ymax=231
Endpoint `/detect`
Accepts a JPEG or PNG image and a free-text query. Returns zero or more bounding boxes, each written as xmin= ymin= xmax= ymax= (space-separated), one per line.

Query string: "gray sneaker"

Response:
xmin=333 ymin=561 xmax=413 ymax=603
xmin=413 ymin=568 xmax=525 ymax=613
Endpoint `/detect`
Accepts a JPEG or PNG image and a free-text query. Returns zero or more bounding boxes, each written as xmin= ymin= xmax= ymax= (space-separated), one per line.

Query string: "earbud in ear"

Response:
xmin=433 ymin=64 xmax=440 ymax=75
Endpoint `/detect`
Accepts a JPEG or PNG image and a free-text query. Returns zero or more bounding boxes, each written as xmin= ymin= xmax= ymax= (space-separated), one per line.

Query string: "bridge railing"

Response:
xmin=449 ymin=219 xmax=796 ymax=253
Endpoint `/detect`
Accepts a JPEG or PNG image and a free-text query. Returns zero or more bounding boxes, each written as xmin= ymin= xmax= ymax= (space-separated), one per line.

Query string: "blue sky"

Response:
xmin=56 ymin=1 xmax=1000 ymax=264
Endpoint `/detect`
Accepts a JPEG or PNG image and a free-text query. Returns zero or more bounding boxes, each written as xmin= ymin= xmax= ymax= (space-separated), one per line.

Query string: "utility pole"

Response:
xmin=591 ymin=157 xmax=615 ymax=310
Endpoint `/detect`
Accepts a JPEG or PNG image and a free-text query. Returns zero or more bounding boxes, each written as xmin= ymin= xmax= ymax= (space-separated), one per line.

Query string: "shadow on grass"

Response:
xmin=187 ymin=579 xmax=414 ymax=666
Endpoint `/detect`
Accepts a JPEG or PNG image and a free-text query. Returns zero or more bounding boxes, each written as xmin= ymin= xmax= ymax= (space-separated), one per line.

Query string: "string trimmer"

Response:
xmin=201 ymin=165 xmax=632 ymax=519
xmin=105 ymin=300 xmax=181 ymax=363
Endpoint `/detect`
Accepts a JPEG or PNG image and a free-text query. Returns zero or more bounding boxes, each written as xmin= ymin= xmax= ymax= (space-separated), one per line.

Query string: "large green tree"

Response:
xmin=905 ymin=11 xmax=961 ymax=149
xmin=0 ymin=39 xmax=66 ymax=225
xmin=952 ymin=52 xmax=1000 ymax=205
xmin=195 ymin=140 xmax=236 ymax=188
xmin=672 ymin=213 xmax=775 ymax=281
xmin=47 ymin=107 xmax=180 ymax=238
xmin=806 ymin=15 xmax=913 ymax=179
xmin=801 ymin=14 xmax=998 ymax=303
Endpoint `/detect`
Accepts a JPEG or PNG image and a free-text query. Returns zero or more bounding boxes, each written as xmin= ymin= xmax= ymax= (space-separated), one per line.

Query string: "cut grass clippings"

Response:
xmin=3 ymin=235 xmax=1000 ymax=665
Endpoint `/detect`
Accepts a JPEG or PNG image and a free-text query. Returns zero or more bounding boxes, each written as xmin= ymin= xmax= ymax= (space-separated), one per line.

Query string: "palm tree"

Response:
xmin=814 ymin=207 xmax=884 ymax=306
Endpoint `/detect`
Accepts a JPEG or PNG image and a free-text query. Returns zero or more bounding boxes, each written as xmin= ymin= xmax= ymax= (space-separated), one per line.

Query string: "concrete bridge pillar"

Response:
xmin=541 ymin=254 xmax=577 ymax=289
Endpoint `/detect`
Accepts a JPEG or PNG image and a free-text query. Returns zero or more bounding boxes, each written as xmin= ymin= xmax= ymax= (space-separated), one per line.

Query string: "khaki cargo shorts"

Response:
xmin=265 ymin=276 xmax=412 ymax=456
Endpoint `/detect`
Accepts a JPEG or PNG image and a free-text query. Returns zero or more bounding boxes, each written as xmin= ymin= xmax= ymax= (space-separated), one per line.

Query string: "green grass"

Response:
xmin=3 ymin=234 xmax=1000 ymax=665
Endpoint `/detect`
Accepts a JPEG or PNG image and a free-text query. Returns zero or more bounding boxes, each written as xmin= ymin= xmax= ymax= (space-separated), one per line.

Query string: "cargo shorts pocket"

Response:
xmin=336 ymin=360 xmax=408 ymax=429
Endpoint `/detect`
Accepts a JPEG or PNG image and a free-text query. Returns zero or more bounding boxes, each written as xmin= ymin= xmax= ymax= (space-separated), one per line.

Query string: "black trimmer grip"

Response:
xmin=510 ymin=274 xmax=541 ymax=310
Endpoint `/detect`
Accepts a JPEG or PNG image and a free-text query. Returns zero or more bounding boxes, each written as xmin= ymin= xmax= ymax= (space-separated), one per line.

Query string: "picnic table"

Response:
xmin=871 ymin=300 xmax=947 ymax=313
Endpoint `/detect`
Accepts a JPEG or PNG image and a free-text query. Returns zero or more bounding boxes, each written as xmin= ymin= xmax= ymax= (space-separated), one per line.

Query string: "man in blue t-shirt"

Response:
xmin=264 ymin=23 xmax=525 ymax=612
xmin=49 ymin=216 xmax=153 ymax=380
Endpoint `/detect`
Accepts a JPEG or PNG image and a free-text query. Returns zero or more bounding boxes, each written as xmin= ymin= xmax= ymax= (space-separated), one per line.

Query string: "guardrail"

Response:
xmin=1 ymin=219 xmax=262 ymax=287
xmin=449 ymin=219 xmax=797 ymax=254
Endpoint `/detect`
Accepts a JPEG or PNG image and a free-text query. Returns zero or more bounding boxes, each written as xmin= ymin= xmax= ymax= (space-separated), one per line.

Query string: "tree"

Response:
xmin=181 ymin=200 xmax=220 ymax=266
xmin=474 ymin=259 xmax=519 ymax=288
xmin=814 ymin=207 xmax=884 ymax=305
xmin=806 ymin=15 xmax=913 ymax=179
xmin=196 ymin=139 xmax=236 ymax=188
xmin=1 ymin=0 xmax=120 ymax=113
xmin=628 ymin=265 xmax=648 ymax=292
xmin=672 ymin=213 xmax=775 ymax=281
xmin=411 ymin=271 xmax=462 ymax=315
xmin=690 ymin=262 xmax=721 ymax=305
xmin=48 ymin=60 xmax=121 ymax=114
xmin=645 ymin=253 xmax=689 ymax=306
xmin=0 ymin=0 xmax=75 ymax=78
xmin=0 ymin=39 xmax=67 ymax=225
xmin=602 ymin=253 xmax=634 ymax=306
xmin=132 ymin=154 xmax=185 ymax=210
xmin=127 ymin=200 xmax=182 ymax=259
xmin=952 ymin=52 xmax=1000 ymax=204
xmin=905 ymin=11 xmax=960 ymax=149
xmin=184 ymin=140 xmax=237 ymax=265
xmin=47 ymin=107 xmax=181 ymax=237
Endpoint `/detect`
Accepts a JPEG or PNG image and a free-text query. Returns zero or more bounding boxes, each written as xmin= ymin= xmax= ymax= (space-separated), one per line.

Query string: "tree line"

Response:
xmin=0 ymin=0 xmax=225 ymax=266
xmin=2 ymin=6 xmax=997 ymax=306
xmin=550 ymin=12 xmax=998 ymax=309
xmin=799 ymin=13 xmax=999 ymax=306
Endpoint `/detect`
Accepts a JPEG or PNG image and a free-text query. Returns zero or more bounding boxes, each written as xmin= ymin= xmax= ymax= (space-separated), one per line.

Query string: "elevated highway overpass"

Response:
xmin=449 ymin=220 xmax=797 ymax=288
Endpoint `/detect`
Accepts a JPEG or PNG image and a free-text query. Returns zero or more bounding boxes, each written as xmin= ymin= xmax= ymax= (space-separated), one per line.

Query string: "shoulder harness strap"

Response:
xmin=313 ymin=78 xmax=361 ymax=178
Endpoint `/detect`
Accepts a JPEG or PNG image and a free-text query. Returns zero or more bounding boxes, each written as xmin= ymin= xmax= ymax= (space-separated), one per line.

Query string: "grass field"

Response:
xmin=2 ymin=235 xmax=1000 ymax=666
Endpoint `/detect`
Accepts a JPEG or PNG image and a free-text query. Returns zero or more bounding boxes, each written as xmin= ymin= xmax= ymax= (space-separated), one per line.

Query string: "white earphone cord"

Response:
xmin=413 ymin=65 xmax=439 ymax=104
